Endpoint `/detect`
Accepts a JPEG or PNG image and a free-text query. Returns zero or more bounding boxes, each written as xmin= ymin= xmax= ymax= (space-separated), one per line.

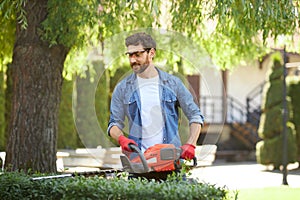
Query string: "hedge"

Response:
xmin=256 ymin=53 xmax=297 ymax=167
xmin=256 ymin=123 xmax=297 ymax=169
xmin=288 ymin=78 xmax=300 ymax=161
xmin=0 ymin=172 xmax=229 ymax=200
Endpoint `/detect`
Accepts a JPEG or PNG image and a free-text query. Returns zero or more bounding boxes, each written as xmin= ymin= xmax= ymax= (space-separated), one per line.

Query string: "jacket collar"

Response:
xmin=125 ymin=67 xmax=169 ymax=84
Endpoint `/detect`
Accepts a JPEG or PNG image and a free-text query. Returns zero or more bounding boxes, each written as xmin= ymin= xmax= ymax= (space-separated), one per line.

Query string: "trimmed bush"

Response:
xmin=260 ymin=80 xmax=283 ymax=111
xmin=256 ymin=53 xmax=297 ymax=167
xmin=258 ymin=107 xmax=283 ymax=139
xmin=256 ymin=123 xmax=297 ymax=169
xmin=288 ymin=78 xmax=300 ymax=161
xmin=0 ymin=172 xmax=229 ymax=200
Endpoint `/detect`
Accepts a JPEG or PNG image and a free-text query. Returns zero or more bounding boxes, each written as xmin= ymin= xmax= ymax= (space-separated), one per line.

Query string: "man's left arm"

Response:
xmin=186 ymin=122 xmax=202 ymax=146
xmin=175 ymin=77 xmax=204 ymax=159
xmin=180 ymin=122 xmax=202 ymax=159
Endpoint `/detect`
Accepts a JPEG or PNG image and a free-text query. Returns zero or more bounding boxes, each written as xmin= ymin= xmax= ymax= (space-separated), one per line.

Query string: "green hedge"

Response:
xmin=256 ymin=53 xmax=297 ymax=167
xmin=288 ymin=78 xmax=300 ymax=160
xmin=256 ymin=123 xmax=297 ymax=169
xmin=260 ymin=80 xmax=283 ymax=111
xmin=258 ymin=106 xmax=283 ymax=139
xmin=0 ymin=172 xmax=229 ymax=200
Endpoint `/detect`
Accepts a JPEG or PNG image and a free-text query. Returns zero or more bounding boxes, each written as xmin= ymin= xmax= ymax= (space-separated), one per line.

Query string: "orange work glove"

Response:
xmin=118 ymin=135 xmax=138 ymax=152
xmin=180 ymin=144 xmax=196 ymax=160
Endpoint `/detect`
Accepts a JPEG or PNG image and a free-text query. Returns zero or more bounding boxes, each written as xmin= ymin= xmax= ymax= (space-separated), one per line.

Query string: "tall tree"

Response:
xmin=5 ymin=0 xmax=69 ymax=172
xmin=1 ymin=0 xmax=158 ymax=172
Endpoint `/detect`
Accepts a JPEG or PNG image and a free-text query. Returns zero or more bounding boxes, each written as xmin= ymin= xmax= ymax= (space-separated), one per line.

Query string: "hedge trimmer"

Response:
xmin=121 ymin=143 xmax=197 ymax=180
xmin=31 ymin=144 xmax=196 ymax=181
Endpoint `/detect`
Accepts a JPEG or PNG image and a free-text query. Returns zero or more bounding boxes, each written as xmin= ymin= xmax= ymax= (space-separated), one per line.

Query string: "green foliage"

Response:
xmin=42 ymin=0 xmax=160 ymax=77
xmin=58 ymin=58 xmax=112 ymax=149
xmin=0 ymin=0 xmax=27 ymax=29
xmin=256 ymin=123 xmax=297 ymax=169
xmin=169 ymin=0 xmax=299 ymax=69
xmin=58 ymin=79 xmax=82 ymax=149
xmin=95 ymin=61 xmax=112 ymax=148
xmin=258 ymin=107 xmax=283 ymax=139
xmin=0 ymin=172 xmax=229 ymax=200
xmin=1 ymin=0 xmax=300 ymax=73
xmin=0 ymin=71 xmax=5 ymax=151
xmin=0 ymin=1 xmax=15 ymax=67
xmin=72 ymin=60 xmax=114 ymax=148
xmin=238 ymin=187 xmax=300 ymax=200
xmin=209 ymin=0 xmax=299 ymax=68
xmin=211 ymin=0 xmax=297 ymax=41
xmin=40 ymin=0 xmax=98 ymax=48
xmin=170 ymin=0 xmax=204 ymax=35
xmin=288 ymin=77 xmax=300 ymax=160
xmin=260 ymin=80 xmax=283 ymax=112
xmin=257 ymin=53 xmax=298 ymax=167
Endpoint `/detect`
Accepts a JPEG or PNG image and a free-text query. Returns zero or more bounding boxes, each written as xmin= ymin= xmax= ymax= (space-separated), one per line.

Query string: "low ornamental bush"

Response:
xmin=0 ymin=172 xmax=229 ymax=200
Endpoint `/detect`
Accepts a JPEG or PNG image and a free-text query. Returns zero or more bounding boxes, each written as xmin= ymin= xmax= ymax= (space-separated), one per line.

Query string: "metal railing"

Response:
xmin=246 ymin=81 xmax=265 ymax=127
xmin=200 ymin=95 xmax=261 ymax=148
xmin=200 ymin=95 xmax=260 ymax=124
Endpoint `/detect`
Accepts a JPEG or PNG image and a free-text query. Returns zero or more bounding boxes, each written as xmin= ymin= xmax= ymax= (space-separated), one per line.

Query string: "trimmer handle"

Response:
xmin=192 ymin=157 xmax=197 ymax=167
xmin=128 ymin=143 xmax=150 ymax=172
xmin=182 ymin=157 xmax=197 ymax=169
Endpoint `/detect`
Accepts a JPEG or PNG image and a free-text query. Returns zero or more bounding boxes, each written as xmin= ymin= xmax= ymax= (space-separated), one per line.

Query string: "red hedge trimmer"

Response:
xmin=120 ymin=143 xmax=197 ymax=180
xmin=31 ymin=144 xmax=196 ymax=181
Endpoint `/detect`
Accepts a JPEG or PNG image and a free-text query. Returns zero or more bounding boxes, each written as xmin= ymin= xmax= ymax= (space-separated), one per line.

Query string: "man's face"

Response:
xmin=126 ymin=44 xmax=150 ymax=74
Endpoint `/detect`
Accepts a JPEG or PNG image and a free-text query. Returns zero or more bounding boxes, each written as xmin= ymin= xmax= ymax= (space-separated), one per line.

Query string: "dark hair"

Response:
xmin=125 ymin=32 xmax=156 ymax=50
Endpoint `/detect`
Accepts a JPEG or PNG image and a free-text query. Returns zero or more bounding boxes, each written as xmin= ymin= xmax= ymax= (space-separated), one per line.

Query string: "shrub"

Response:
xmin=256 ymin=53 xmax=297 ymax=167
xmin=288 ymin=77 xmax=300 ymax=161
xmin=0 ymin=172 xmax=229 ymax=200
xmin=256 ymin=123 xmax=297 ymax=169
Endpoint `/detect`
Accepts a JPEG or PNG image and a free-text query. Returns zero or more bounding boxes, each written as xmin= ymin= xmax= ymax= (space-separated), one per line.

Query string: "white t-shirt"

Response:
xmin=137 ymin=75 xmax=164 ymax=152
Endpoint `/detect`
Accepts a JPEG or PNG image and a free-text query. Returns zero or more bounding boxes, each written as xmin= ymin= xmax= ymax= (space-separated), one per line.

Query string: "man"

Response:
xmin=108 ymin=32 xmax=204 ymax=160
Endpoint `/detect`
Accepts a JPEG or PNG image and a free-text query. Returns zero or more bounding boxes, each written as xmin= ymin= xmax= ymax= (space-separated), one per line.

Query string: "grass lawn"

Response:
xmin=236 ymin=186 xmax=300 ymax=200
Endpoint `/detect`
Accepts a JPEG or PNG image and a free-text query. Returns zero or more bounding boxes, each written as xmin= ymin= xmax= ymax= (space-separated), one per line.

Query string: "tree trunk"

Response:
xmin=5 ymin=0 xmax=68 ymax=173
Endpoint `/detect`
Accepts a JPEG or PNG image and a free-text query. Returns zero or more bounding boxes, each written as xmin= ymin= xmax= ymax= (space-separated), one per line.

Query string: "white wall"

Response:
xmin=227 ymin=61 xmax=269 ymax=104
xmin=199 ymin=66 xmax=225 ymax=123
xmin=199 ymin=58 xmax=273 ymax=124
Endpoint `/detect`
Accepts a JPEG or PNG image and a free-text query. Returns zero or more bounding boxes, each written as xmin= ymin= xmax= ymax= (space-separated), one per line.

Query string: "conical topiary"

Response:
xmin=256 ymin=52 xmax=297 ymax=169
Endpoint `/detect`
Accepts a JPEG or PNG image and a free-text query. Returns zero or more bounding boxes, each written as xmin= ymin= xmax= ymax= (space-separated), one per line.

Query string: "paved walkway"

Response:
xmin=190 ymin=159 xmax=300 ymax=190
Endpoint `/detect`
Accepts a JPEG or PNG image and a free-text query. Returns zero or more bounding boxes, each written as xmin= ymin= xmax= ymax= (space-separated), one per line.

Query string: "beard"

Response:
xmin=130 ymin=55 xmax=150 ymax=74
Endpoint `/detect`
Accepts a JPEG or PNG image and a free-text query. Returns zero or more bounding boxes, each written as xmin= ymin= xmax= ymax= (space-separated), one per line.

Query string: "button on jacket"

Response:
xmin=108 ymin=67 xmax=204 ymax=148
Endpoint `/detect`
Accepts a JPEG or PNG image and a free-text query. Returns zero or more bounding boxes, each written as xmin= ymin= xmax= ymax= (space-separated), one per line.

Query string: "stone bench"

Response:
xmin=57 ymin=147 xmax=123 ymax=172
xmin=0 ymin=152 xmax=6 ymax=171
xmin=194 ymin=144 xmax=217 ymax=167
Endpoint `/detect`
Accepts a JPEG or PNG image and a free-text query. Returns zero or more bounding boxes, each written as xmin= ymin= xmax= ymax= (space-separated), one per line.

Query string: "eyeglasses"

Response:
xmin=125 ymin=48 xmax=151 ymax=58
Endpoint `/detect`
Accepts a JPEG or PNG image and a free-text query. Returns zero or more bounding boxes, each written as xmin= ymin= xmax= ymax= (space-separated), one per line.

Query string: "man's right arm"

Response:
xmin=109 ymin=125 xmax=124 ymax=142
xmin=109 ymin=125 xmax=137 ymax=152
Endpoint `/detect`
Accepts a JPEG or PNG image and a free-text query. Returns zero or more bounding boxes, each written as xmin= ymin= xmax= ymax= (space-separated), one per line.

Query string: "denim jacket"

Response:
xmin=108 ymin=67 xmax=204 ymax=148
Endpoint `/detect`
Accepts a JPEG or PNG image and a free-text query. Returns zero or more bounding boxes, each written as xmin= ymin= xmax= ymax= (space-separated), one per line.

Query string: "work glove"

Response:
xmin=118 ymin=135 xmax=138 ymax=152
xmin=180 ymin=144 xmax=196 ymax=160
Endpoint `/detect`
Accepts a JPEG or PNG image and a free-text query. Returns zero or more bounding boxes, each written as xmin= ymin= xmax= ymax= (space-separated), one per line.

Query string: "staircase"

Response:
xmin=227 ymin=96 xmax=261 ymax=150
xmin=230 ymin=122 xmax=260 ymax=150
xmin=201 ymin=81 xmax=265 ymax=150
xmin=229 ymin=82 xmax=266 ymax=149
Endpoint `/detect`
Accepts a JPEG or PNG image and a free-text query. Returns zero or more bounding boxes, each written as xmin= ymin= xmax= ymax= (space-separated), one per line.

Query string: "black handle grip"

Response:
xmin=192 ymin=157 xmax=197 ymax=167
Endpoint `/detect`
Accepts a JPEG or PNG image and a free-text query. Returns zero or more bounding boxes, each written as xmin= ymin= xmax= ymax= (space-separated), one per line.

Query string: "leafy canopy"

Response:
xmin=0 ymin=0 xmax=300 ymax=72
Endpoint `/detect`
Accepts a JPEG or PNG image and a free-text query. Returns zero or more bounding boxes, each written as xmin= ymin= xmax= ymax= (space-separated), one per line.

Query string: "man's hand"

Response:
xmin=118 ymin=135 xmax=138 ymax=152
xmin=180 ymin=144 xmax=196 ymax=160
